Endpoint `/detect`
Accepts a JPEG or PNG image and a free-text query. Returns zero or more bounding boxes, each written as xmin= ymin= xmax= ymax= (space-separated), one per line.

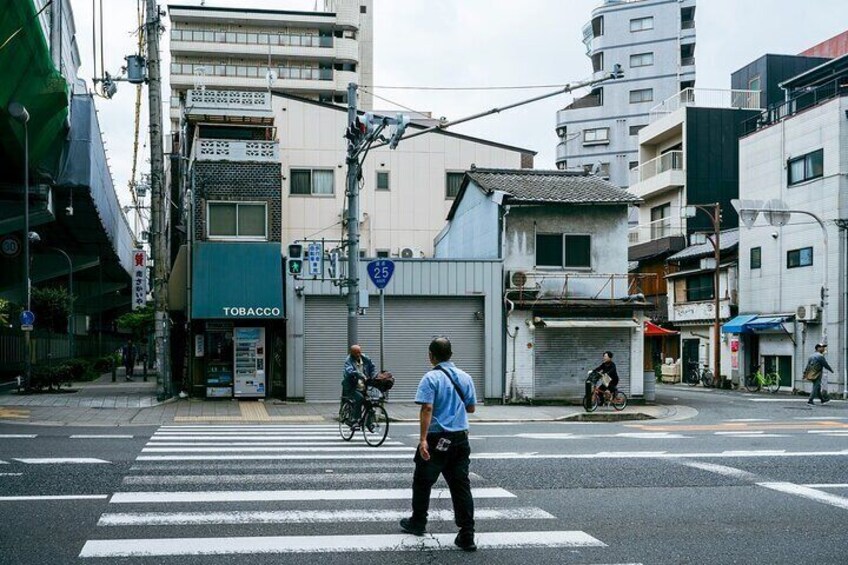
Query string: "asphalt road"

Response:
xmin=1 ymin=387 xmax=846 ymax=564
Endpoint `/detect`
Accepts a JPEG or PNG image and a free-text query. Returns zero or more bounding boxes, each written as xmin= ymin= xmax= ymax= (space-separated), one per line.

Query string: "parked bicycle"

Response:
xmin=744 ymin=364 xmax=780 ymax=393
xmin=338 ymin=383 xmax=390 ymax=447
xmin=583 ymin=370 xmax=628 ymax=412
xmin=685 ymin=361 xmax=713 ymax=387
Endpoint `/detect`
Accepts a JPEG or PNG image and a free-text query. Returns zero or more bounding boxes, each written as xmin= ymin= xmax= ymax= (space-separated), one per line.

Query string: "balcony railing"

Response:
xmin=171 ymin=28 xmax=332 ymax=48
xmin=681 ymin=56 xmax=695 ymax=67
xmin=741 ymin=78 xmax=848 ymax=136
xmin=630 ymin=151 xmax=683 ymax=184
xmin=194 ymin=139 xmax=279 ymax=163
xmin=172 ymin=62 xmax=332 ymax=82
xmin=187 ymin=90 xmax=272 ymax=113
xmin=681 ymin=19 xmax=695 ymax=29
xmin=628 ymin=218 xmax=684 ymax=245
xmin=649 ymin=88 xmax=760 ymax=122
xmin=505 ymin=272 xmax=658 ymax=304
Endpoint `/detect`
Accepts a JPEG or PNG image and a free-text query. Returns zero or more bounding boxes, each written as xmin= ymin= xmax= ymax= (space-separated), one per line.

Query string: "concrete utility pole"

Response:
xmin=146 ymin=0 xmax=171 ymax=399
xmin=345 ymin=83 xmax=360 ymax=347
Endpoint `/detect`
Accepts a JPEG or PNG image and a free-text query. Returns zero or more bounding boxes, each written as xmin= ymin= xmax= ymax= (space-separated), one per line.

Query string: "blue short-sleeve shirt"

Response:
xmin=414 ymin=361 xmax=477 ymax=433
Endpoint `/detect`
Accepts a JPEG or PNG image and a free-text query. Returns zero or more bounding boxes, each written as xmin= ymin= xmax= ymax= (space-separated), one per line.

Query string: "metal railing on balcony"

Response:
xmin=681 ymin=56 xmax=695 ymax=67
xmin=741 ymin=78 xmax=848 ymax=136
xmin=649 ymin=88 xmax=760 ymax=122
xmin=628 ymin=218 xmax=684 ymax=245
xmin=194 ymin=139 xmax=280 ymax=163
xmin=630 ymin=150 xmax=683 ymax=185
xmin=505 ymin=272 xmax=658 ymax=305
xmin=681 ymin=19 xmax=695 ymax=29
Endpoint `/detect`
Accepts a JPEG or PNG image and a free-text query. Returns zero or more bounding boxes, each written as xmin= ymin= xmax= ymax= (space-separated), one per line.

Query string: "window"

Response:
xmin=685 ymin=273 xmax=714 ymax=302
xmin=376 ymin=250 xmax=390 ymax=258
xmin=208 ymin=202 xmax=267 ymax=239
xmin=360 ymin=5 xmax=367 ymax=13
xmin=583 ymin=127 xmax=609 ymax=145
xmin=290 ymin=168 xmax=335 ymax=195
xmin=630 ymin=88 xmax=654 ymax=103
xmin=629 ymin=124 xmax=646 ymax=136
xmin=787 ymin=247 xmax=813 ymax=269
xmin=582 ymin=163 xmax=610 ymax=177
xmin=630 ymin=16 xmax=654 ymax=32
xmin=750 ymin=246 xmax=762 ymax=269
xmin=650 ymin=203 xmax=671 ymax=240
xmin=446 ymin=172 xmax=464 ymax=199
xmin=630 ymin=52 xmax=654 ymax=68
xmin=535 ymin=234 xmax=591 ymax=269
xmin=629 ymin=161 xmax=639 ymax=170
xmin=787 ymin=149 xmax=823 ymax=185
xmin=592 ymin=52 xmax=604 ymax=73
xmin=748 ymin=75 xmax=761 ymax=92
xmin=375 ymin=171 xmax=390 ymax=191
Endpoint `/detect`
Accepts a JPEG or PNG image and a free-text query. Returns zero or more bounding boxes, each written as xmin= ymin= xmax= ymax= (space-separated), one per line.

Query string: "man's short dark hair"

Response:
xmin=604 ymin=351 xmax=614 ymax=359
xmin=429 ymin=337 xmax=453 ymax=363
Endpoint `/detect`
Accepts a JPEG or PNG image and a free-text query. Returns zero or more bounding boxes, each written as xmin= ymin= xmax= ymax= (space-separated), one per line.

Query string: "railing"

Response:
xmin=505 ymin=272 xmax=658 ymax=304
xmin=186 ymin=90 xmax=272 ymax=113
xmin=630 ymin=150 xmax=683 ymax=184
xmin=649 ymin=88 xmax=761 ymax=122
xmin=172 ymin=62 xmax=332 ymax=82
xmin=171 ymin=28 xmax=332 ymax=48
xmin=681 ymin=56 xmax=695 ymax=67
xmin=681 ymin=19 xmax=695 ymax=29
xmin=194 ymin=139 xmax=280 ymax=163
xmin=565 ymin=92 xmax=602 ymax=111
xmin=741 ymin=78 xmax=848 ymax=136
xmin=628 ymin=218 xmax=684 ymax=245
xmin=0 ymin=330 xmax=126 ymax=370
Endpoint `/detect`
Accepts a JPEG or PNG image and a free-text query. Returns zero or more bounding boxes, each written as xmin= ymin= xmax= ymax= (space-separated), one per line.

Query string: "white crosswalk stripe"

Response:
xmin=78 ymin=423 xmax=611 ymax=558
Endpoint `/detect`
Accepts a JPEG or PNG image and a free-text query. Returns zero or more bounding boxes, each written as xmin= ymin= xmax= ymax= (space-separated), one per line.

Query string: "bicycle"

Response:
xmin=685 ymin=361 xmax=713 ymax=388
xmin=583 ymin=371 xmax=628 ymax=412
xmin=338 ymin=384 xmax=390 ymax=447
xmin=744 ymin=364 xmax=780 ymax=393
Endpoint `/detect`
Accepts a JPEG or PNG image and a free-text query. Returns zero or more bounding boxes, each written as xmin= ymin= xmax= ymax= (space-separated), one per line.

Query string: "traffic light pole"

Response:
xmin=345 ymin=83 xmax=360 ymax=348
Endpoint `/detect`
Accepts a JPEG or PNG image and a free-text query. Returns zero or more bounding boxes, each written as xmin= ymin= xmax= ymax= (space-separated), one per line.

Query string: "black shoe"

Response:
xmin=400 ymin=518 xmax=426 ymax=536
xmin=822 ymin=398 xmax=830 ymax=405
xmin=454 ymin=532 xmax=477 ymax=552
xmin=807 ymin=400 xmax=814 ymax=405
xmin=125 ymin=376 xmax=134 ymax=382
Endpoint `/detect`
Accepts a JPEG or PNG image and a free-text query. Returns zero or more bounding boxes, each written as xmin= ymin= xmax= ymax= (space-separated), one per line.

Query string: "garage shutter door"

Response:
xmin=304 ymin=296 xmax=485 ymax=402
xmin=534 ymin=328 xmax=631 ymax=399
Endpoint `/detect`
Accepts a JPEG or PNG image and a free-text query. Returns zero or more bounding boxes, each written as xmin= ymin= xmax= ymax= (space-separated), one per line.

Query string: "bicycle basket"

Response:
xmin=372 ymin=371 xmax=394 ymax=392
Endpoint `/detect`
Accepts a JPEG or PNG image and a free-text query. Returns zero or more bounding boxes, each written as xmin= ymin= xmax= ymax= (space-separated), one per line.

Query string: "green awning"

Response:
xmin=191 ymin=242 xmax=284 ymax=319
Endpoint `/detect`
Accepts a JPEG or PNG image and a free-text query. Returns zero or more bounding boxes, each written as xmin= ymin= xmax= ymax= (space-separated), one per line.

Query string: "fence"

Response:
xmin=0 ymin=330 xmax=126 ymax=374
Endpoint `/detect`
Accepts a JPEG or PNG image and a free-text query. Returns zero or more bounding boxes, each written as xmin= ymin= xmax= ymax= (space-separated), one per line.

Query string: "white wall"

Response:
xmin=433 ymin=181 xmax=501 ymax=259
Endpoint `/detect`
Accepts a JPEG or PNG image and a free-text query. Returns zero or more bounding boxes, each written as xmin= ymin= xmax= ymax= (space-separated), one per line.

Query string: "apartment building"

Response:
xmin=555 ymin=0 xmax=696 ymax=188
xmin=167 ymin=1 xmax=373 ymax=130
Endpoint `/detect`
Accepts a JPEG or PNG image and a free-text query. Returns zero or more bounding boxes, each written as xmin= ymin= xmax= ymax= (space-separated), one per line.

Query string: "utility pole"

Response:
xmin=345 ymin=83 xmax=360 ymax=347
xmin=146 ymin=0 xmax=171 ymax=399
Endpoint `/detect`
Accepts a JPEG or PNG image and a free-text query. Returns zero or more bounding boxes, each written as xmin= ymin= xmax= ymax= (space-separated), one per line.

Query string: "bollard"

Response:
xmin=111 ymin=363 xmax=116 ymax=383
xmin=143 ymin=360 xmax=148 ymax=382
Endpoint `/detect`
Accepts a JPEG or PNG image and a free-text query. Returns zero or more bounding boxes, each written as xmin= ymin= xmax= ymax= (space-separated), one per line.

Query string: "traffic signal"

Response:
xmin=288 ymin=244 xmax=303 ymax=276
xmin=388 ymin=114 xmax=410 ymax=149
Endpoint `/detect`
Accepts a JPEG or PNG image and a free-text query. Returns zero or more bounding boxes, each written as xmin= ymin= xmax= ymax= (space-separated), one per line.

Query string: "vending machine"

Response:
xmin=233 ymin=327 xmax=266 ymax=398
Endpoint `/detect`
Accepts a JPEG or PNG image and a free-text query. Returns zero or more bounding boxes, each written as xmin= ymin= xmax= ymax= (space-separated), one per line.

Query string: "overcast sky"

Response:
xmin=68 ymin=0 xmax=847 ymax=225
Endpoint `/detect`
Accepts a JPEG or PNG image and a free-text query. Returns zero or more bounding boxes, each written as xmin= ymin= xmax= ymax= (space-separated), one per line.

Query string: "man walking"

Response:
xmin=806 ymin=343 xmax=833 ymax=406
xmin=121 ymin=339 xmax=137 ymax=382
xmin=401 ymin=337 xmax=478 ymax=551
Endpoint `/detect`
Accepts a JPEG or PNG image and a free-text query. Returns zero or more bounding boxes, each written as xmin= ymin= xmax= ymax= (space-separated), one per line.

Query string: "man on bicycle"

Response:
xmin=591 ymin=351 xmax=619 ymax=400
xmin=341 ymin=345 xmax=376 ymax=424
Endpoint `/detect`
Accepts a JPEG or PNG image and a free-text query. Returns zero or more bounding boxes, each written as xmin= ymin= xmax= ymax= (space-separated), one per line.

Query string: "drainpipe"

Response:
xmin=843 ymin=224 xmax=847 ymax=399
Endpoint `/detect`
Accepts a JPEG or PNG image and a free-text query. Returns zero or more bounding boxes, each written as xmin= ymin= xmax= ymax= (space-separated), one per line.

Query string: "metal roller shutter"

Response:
xmin=534 ymin=328 xmax=631 ymax=399
xmin=304 ymin=296 xmax=485 ymax=402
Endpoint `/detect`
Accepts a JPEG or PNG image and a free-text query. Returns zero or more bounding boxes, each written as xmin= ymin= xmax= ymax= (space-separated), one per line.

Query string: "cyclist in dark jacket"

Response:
xmin=593 ymin=351 xmax=619 ymax=398
xmin=341 ymin=345 xmax=376 ymax=423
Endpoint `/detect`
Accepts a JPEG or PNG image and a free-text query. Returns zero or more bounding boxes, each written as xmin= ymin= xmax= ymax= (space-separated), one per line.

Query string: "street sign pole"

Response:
xmin=380 ymin=289 xmax=385 ymax=371
xmin=366 ymin=259 xmax=395 ymax=372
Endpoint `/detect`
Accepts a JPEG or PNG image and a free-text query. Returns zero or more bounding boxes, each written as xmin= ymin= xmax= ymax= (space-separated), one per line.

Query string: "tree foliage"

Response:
xmin=31 ymin=287 xmax=71 ymax=333
xmin=116 ymin=305 xmax=154 ymax=340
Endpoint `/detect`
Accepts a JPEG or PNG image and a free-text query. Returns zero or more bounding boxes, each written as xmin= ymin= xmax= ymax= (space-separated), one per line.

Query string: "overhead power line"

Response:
xmin=361 ymin=83 xmax=582 ymax=92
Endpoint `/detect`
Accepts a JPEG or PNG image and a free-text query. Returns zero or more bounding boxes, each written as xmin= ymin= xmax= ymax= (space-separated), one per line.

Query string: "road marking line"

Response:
xmin=158 ymin=425 xmax=339 ymax=430
xmin=803 ymin=484 xmax=848 ymax=489
xmin=78 ymin=531 xmax=604 ymax=557
xmin=0 ymin=473 xmax=23 ymax=477
xmin=141 ymin=446 xmax=413 ymax=453
xmin=14 ymin=458 xmax=111 ymax=464
xmin=109 ymin=487 xmax=514 ymax=504
xmin=796 ymin=417 xmax=848 ymax=421
xmin=715 ymin=431 xmax=764 ymax=435
xmin=726 ymin=419 xmax=771 ymax=422
xmin=146 ymin=441 xmax=403 ymax=447
xmin=680 ymin=461 xmax=759 ymax=480
xmin=0 ymin=494 xmax=108 ymax=502
xmin=97 ymin=507 xmax=552 ymax=526
xmin=151 ymin=435 xmax=358 ymax=441
xmin=129 ymin=461 xmax=415 ymax=472
xmin=758 ymin=482 xmax=848 ymax=510
xmin=0 ymin=434 xmax=37 ymax=438
xmin=0 ymin=460 xmax=7 ymax=465
xmin=122 ymin=472 xmax=433 ymax=485
xmin=0 ymin=408 xmax=29 ymax=419
xmin=630 ymin=422 xmax=848 ymax=432
xmin=71 ymin=435 xmax=134 ymax=439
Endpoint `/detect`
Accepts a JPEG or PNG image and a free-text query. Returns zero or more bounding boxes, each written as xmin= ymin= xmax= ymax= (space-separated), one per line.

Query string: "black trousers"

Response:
xmin=411 ymin=430 xmax=474 ymax=533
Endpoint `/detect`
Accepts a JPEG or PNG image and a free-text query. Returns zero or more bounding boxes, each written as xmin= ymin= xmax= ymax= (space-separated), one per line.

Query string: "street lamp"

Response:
xmin=9 ymin=102 xmax=31 ymax=387
xmin=681 ymin=202 xmax=723 ymax=387
xmin=46 ymin=247 xmax=74 ymax=358
xmin=732 ymin=199 xmax=834 ymax=394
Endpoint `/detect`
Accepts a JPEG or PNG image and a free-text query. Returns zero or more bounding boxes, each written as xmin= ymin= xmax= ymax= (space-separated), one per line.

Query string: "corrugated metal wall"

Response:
xmin=534 ymin=328 xmax=631 ymax=399
xmin=303 ymin=296 xmax=486 ymax=402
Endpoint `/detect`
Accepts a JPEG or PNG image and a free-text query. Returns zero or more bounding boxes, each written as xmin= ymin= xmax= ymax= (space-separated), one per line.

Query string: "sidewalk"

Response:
xmin=0 ymin=370 xmax=697 ymax=427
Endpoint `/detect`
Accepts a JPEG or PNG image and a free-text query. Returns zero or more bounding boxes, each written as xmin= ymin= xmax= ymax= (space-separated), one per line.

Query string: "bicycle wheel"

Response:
xmin=362 ymin=405 xmax=389 ymax=447
xmin=687 ymin=369 xmax=699 ymax=386
xmin=744 ymin=374 xmax=761 ymax=393
xmin=582 ymin=395 xmax=593 ymax=412
xmin=338 ymin=402 xmax=355 ymax=441
xmin=701 ymin=369 xmax=714 ymax=388
xmin=765 ymin=373 xmax=780 ymax=394
xmin=612 ymin=391 xmax=628 ymax=411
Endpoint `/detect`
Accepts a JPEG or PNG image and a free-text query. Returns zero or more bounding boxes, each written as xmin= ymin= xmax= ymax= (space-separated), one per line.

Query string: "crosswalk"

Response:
xmin=77 ymin=424 xmax=612 ymax=559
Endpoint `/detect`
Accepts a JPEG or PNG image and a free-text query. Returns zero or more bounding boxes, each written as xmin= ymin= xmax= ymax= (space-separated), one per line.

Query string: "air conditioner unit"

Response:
xmin=399 ymin=247 xmax=422 ymax=259
xmin=506 ymin=270 xmax=528 ymax=289
xmin=796 ymin=304 xmax=820 ymax=322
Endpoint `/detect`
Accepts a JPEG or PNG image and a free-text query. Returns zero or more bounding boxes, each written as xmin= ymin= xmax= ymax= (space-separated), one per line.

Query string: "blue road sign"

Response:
xmin=367 ymin=259 xmax=395 ymax=290
xmin=20 ymin=310 xmax=35 ymax=326
xmin=307 ymin=243 xmax=322 ymax=276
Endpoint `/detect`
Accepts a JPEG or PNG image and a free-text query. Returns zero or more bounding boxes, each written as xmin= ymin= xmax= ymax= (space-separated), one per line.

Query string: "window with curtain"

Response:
xmin=685 ymin=273 xmax=714 ymax=302
xmin=787 ymin=247 xmax=813 ymax=268
xmin=290 ymin=169 xmax=334 ymax=195
xmin=446 ymin=172 xmax=464 ymax=199
xmin=787 ymin=149 xmax=823 ymax=185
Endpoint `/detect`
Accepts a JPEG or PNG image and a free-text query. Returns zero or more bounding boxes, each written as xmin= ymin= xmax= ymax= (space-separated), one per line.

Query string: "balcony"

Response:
xmin=505 ymin=271 xmax=657 ymax=306
xmin=335 ymin=37 xmax=359 ymax=62
xmin=628 ymin=151 xmax=684 ymax=199
xmin=193 ymin=139 xmax=280 ymax=163
xmin=185 ymin=90 xmax=273 ymax=123
xmin=670 ymin=299 xmax=733 ymax=324
xmin=628 ymin=217 xmax=685 ymax=245
xmin=648 ymin=88 xmax=760 ymax=123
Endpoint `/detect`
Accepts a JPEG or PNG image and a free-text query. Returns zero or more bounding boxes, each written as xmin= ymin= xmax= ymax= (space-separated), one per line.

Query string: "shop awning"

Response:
xmin=191 ymin=242 xmax=284 ymax=319
xmin=645 ymin=321 xmax=679 ymax=336
xmin=721 ymin=314 xmax=789 ymax=334
xmin=538 ymin=319 xmax=639 ymax=329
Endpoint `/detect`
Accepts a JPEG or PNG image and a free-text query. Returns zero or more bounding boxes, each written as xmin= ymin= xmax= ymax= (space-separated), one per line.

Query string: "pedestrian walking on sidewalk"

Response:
xmin=122 ymin=339 xmax=138 ymax=381
xmin=805 ymin=343 xmax=833 ymax=406
xmin=400 ymin=337 xmax=478 ymax=551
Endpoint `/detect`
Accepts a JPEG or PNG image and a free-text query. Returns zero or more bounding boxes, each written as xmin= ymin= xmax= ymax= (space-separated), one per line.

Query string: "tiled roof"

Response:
xmin=667 ymin=228 xmax=739 ymax=262
xmin=466 ymin=169 xmax=642 ymax=205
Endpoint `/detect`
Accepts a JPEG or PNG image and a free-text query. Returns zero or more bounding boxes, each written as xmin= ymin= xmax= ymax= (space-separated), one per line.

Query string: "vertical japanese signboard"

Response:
xmin=133 ymin=249 xmax=147 ymax=310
